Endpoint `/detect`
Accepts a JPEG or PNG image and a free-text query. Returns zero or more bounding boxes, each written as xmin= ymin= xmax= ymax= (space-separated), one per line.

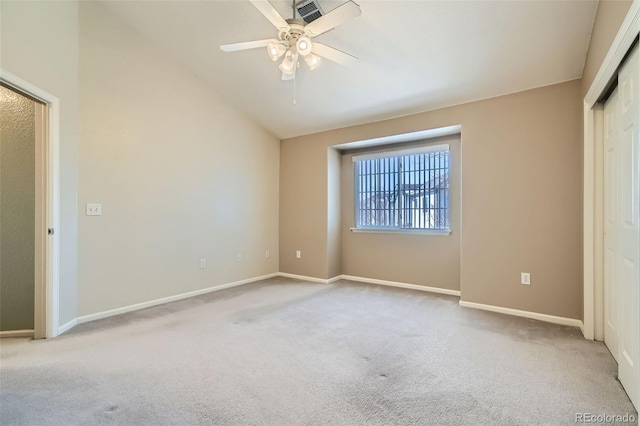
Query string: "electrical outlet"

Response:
xmin=521 ymin=272 xmax=531 ymax=285
xmin=265 ymin=250 xmax=270 ymax=258
xmin=200 ymin=259 xmax=206 ymax=269
xmin=86 ymin=203 xmax=102 ymax=216
xmin=296 ymin=250 xmax=301 ymax=259
xmin=236 ymin=253 xmax=242 ymax=262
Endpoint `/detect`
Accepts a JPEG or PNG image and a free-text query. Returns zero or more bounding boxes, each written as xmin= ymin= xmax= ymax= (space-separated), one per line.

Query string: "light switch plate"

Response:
xmin=86 ymin=203 xmax=102 ymax=216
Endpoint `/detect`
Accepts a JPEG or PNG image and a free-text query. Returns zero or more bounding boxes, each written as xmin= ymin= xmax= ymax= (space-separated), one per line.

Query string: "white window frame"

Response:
xmin=351 ymin=143 xmax=451 ymax=235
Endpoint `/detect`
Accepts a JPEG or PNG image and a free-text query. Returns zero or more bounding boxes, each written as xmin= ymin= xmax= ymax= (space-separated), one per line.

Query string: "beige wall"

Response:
xmin=340 ymin=135 xmax=461 ymax=290
xmin=327 ymin=148 xmax=342 ymax=278
xmin=582 ymin=0 xmax=633 ymax=96
xmin=279 ymin=137 xmax=328 ymax=278
xmin=0 ymin=85 xmax=35 ymax=331
xmin=77 ymin=3 xmax=280 ymax=316
xmin=281 ymin=80 xmax=582 ymax=319
xmin=0 ymin=0 xmax=79 ymax=326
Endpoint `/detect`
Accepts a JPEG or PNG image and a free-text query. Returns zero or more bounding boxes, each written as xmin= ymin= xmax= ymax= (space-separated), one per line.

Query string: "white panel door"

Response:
xmin=616 ymin=46 xmax=640 ymax=410
xmin=604 ymin=87 xmax=619 ymax=361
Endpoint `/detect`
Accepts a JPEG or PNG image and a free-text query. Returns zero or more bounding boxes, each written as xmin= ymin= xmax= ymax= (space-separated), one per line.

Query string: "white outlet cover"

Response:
xmin=86 ymin=203 xmax=102 ymax=216
xmin=521 ymin=273 xmax=531 ymax=285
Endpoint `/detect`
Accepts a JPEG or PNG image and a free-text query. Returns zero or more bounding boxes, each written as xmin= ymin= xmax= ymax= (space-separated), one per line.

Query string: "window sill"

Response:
xmin=350 ymin=227 xmax=451 ymax=236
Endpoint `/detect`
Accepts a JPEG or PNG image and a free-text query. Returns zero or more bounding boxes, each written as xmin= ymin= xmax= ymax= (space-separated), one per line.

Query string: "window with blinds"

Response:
xmin=353 ymin=144 xmax=450 ymax=231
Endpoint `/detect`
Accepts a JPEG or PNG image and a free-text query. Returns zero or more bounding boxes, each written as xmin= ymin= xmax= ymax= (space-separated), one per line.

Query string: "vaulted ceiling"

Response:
xmin=99 ymin=0 xmax=599 ymax=139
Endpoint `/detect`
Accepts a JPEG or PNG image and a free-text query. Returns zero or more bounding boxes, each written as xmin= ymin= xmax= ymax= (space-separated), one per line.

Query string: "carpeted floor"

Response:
xmin=0 ymin=277 xmax=637 ymax=425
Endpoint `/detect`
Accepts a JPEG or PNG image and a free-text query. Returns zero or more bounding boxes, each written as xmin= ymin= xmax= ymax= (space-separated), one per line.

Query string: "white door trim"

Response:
xmin=0 ymin=68 xmax=61 ymax=338
xmin=583 ymin=0 xmax=640 ymax=341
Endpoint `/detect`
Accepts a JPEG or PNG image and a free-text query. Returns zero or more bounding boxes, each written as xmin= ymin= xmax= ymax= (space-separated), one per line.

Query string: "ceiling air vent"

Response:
xmin=297 ymin=0 xmax=324 ymax=24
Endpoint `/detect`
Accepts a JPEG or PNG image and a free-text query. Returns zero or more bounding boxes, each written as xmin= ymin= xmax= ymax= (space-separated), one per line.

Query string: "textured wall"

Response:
xmin=0 ymin=85 xmax=35 ymax=331
xmin=281 ymin=80 xmax=582 ymax=320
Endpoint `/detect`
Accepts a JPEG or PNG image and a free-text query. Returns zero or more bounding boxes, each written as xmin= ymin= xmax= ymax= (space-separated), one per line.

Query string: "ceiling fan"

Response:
xmin=220 ymin=0 xmax=361 ymax=81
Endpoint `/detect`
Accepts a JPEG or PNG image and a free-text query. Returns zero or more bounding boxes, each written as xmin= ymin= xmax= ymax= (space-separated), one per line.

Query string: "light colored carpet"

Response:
xmin=0 ymin=277 xmax=637 ymax=425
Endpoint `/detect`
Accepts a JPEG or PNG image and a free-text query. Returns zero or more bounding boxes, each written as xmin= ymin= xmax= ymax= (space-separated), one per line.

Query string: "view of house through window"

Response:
xmin=354 ymin=144 xmax=450 ymax=230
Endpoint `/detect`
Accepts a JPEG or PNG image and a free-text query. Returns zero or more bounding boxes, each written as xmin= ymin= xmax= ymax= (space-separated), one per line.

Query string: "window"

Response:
xmin=353 ymin=144 xmax=450 ymax=232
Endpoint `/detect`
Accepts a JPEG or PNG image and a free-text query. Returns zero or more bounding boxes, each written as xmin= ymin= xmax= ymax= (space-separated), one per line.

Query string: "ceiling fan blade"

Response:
xmin=304 ymin=1 xmax=361 ymax=37
xmin=220 ymin=39 xmax=276 ymax=52
xmin=312 ymin=43 xmax=358 ymax=67
xmin=249 ymin=0 xmax=290 ymax=30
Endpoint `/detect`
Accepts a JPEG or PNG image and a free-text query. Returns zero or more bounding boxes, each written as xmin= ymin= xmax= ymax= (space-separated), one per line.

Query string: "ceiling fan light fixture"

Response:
xmin=267 ymin=42 xmax=286 ymax=61
xmin=304 ymin=53 xmax=321 ymax=70
xmin=221 ymin=0 xmax=361 ymax=81
xmin=296 ymin=36 xmax=313 ymax=56
xmin=279 ymin=51 xmax=295 ymax=74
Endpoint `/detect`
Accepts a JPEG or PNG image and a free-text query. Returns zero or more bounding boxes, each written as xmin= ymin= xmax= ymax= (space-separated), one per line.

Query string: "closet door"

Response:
xmin=616 ymin=45 xmax=640 ymax=409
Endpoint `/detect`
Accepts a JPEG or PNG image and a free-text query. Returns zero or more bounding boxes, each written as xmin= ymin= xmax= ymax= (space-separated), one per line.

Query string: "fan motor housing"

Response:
xmin=279 ymin=19 xmax=307 ymax=47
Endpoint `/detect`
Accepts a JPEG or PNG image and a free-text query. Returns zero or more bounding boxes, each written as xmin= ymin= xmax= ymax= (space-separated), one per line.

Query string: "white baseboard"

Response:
xmin=459 ymin=300 xmax=584 ymax=328
xmin=277 ymin=273 xmax=461 ymax=296
xmin=277 ymin=272 xmax=337 ymax=284
xmin=280 ymin=273 xmax=584 ymax=330
xmin=341 ymin=275 xmax=461 ymax=296
xmin=58 ymin=319 xmax=78 ymax=335
xmin=54 ymin=272 xmax=584 ymax=338
xmin=0 ymin=329 xmax=34 ymax=338
xmin=76 ymin=273 xmax=279 ymax=325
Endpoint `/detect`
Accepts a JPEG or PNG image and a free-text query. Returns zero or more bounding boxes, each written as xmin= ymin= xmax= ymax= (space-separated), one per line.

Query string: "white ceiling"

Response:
xmin=98 ymin=0 xmax=599 ymax=139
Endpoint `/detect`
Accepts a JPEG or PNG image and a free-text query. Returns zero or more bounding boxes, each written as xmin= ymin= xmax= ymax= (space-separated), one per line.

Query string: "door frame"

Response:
xmin=584 ymin=0 xmax=640 ymax=341
xmin=0 ymin=69 xmax=61 ymax=338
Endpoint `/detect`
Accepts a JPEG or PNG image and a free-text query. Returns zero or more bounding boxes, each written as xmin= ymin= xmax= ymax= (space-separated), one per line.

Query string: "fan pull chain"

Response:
xmin=292 ymin=0 xmax=297 ymax=107
xmin=293 ymin=75 xmax=297 ymax=107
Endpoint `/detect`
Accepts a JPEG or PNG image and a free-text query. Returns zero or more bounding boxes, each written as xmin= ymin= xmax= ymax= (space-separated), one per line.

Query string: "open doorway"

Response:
xmin=0 ymin=70 xmax=61 ymax=339
xmin=0 ymin=82 xmax=47 ymax=339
